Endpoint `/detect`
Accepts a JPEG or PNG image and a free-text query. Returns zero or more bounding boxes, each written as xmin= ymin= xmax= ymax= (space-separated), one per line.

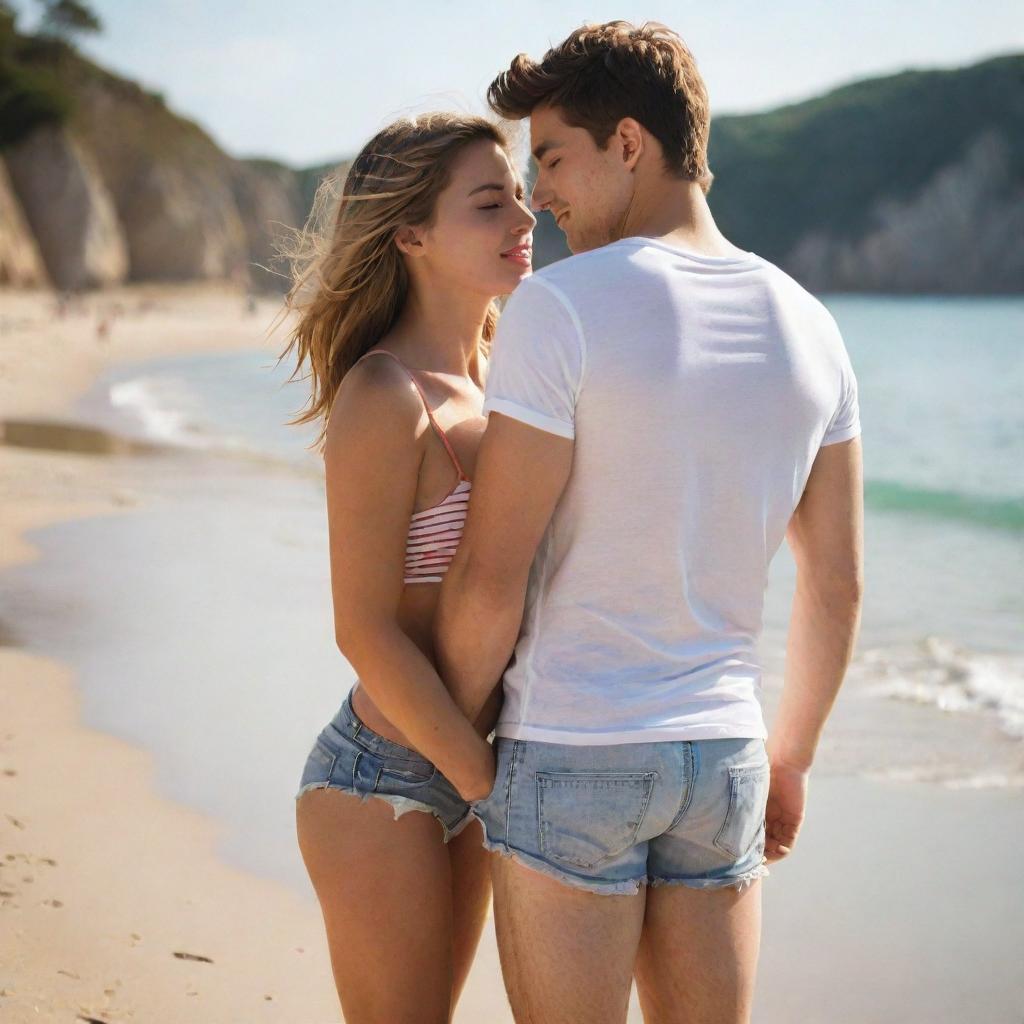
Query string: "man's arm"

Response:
xmin=771 ymin=435 xmax=865 ymax=770
xmin=434 ymin=410 xmax=573 ymax=731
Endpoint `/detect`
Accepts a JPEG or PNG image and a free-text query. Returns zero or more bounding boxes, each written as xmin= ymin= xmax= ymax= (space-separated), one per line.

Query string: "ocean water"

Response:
xmin=78 ymin=295 xmax=1024 ymax=750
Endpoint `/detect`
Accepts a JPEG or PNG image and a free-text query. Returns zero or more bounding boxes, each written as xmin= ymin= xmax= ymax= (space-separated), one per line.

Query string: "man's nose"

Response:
xmin=529 ymin=179 xmax=548 ymax=213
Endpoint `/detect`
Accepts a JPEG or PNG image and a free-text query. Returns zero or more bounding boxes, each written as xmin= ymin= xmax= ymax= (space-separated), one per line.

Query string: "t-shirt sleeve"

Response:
xmin=482 ymin=277 xmax=585 ymax=440
xmin=821 ymin=351 xmax=862 ymax=446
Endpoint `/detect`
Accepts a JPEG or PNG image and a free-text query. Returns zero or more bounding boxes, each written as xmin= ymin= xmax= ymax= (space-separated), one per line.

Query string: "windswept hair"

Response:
xmin=488 ymin=20 xmax=712 ymax=192
xmin=273 ymin=112 xmax=510 ymax=451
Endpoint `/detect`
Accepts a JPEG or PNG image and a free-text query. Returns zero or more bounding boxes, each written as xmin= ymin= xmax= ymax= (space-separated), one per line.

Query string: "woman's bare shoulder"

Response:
xmin=324 ymin=350 xmax=426 ymax=453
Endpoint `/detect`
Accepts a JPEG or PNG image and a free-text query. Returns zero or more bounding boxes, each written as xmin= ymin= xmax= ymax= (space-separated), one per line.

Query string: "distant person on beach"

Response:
xmin=282 ymin=113 xmax=534 ymax=1020
xmin=428 ymin=20 xmax=864 ymax=1023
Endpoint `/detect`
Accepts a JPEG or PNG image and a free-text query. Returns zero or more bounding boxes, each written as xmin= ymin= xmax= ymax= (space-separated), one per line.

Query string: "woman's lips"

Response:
xmin=501 ymin=245 xmax=532 ymax=267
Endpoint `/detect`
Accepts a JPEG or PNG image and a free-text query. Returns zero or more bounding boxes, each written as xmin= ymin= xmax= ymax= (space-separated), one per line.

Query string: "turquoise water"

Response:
xmin=76 ymin=294 xmax=1024 ymax=760
xmin=87 ymin=295 xmax=1024 ymax=529
xmin=826 ymin=295 xmax=1024 ymax=516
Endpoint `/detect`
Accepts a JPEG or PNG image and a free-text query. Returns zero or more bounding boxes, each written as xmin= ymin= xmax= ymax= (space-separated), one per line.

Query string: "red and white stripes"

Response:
xmin=404 ymin=479 xmax=472 ymax=583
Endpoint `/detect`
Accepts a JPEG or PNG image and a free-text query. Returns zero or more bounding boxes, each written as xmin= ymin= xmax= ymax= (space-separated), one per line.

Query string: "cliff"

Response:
xmin=707 ymin=53 xmax=1024 ymax=293
xmin=0 ymin=157 xmax=47 ymax=286
xmin=0 ymin=21 xmax=1019 ymax=294
xmin=5 ymin=121 xmax=127 ymax=288
xmin=0 ymin=26 xmax=306 ymax=292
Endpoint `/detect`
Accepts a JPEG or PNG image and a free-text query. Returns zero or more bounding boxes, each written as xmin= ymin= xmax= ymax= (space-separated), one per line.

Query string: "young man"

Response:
xmin=433 ymin=20 xmax=864 ymax=1023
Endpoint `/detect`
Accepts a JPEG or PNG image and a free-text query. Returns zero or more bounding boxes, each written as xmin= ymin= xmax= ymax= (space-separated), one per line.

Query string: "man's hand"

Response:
xmin=764 ymin=758 xmax=809 ymax=862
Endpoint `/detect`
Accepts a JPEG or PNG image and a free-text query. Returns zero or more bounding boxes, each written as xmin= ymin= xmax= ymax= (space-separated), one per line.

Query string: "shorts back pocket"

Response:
xmin=713 ymin=761 xmax=770 ymax=860
xmin=537 ymin=771 xmax=656 ymax=870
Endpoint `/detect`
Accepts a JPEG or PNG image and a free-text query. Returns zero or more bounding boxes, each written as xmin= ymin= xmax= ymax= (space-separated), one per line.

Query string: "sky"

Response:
xmin=10 ymin=0 xmax=1024 ymax=167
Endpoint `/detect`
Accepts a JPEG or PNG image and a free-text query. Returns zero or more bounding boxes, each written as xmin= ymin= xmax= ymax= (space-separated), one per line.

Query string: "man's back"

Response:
xmin=482 ymin=235 xmax=862 ymax=744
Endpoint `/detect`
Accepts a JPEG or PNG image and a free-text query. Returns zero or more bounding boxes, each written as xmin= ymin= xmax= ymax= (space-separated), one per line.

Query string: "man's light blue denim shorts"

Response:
xmin=294 ymin=688 xmax=476 ymax=844
xmin=469 ymin=734 xmax=772 ymax=896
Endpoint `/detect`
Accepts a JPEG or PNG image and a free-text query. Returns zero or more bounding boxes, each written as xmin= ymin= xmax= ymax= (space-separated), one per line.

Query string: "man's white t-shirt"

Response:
xmin=481 ymin=235 xmax=862 ymax=745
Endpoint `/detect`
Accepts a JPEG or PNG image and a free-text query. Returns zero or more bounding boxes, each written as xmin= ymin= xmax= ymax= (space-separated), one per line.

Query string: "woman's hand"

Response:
xmin=452 ymin=735 xmax=498 ymax=804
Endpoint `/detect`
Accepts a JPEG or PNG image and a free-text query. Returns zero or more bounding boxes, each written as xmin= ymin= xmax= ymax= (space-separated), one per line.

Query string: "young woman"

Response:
xmin=279 ymin=113 xmax=535 ymax=1022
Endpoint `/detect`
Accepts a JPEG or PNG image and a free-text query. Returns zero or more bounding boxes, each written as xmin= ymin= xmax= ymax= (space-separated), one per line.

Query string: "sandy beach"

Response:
xmin=0 ymin=284 xmax=341 ymax=1021
xmin=1 ymin=284 xmax=1022 ymax=1023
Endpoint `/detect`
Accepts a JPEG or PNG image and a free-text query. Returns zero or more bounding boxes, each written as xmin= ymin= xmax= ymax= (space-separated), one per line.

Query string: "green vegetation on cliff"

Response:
xmin=0 ymin=2 xmax=224 ymax=163
xmin=0 ymin=6 xmax=72 ymax=145
xmin=707 ymin=54 xmax=1024 ymax=262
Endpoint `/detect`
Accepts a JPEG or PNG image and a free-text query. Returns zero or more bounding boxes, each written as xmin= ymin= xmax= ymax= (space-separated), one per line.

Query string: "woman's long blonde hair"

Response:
xmin=275 ymin=112 xmax=512 ymax=451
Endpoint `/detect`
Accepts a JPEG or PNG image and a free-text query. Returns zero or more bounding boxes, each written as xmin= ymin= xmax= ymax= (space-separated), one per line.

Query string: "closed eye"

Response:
xmin=480 ymin=190 xmax=526 ymax=211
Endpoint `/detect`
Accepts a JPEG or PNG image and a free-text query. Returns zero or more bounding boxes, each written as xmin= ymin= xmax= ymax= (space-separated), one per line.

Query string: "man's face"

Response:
xmin=528 ymin=103 xmax=634 ymax=254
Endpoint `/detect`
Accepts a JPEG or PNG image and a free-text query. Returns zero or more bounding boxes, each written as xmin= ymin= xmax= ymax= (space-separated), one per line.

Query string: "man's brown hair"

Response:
xmin=488 ymin=20 xmax=713 ymax=193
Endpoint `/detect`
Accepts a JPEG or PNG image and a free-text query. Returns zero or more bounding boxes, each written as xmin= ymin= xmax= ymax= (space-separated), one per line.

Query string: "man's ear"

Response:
xmin=616 ymin=117 xmax=644 ymax=171
xmin=394 ymin=225 xmax=426 ymax=257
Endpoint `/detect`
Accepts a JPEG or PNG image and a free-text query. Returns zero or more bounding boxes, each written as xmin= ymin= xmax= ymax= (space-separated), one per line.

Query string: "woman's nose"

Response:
xmin=517 ymin=206 xmax=538 ymax=230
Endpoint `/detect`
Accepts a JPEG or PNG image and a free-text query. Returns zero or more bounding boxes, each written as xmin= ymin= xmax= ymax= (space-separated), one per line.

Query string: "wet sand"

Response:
xmin=1 ymin=284 xmax=1022 ymax=1022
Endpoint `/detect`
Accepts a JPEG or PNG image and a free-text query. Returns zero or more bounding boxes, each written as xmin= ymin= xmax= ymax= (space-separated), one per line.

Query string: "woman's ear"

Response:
xmin=394 ymin=225 xmax=425 ymax=257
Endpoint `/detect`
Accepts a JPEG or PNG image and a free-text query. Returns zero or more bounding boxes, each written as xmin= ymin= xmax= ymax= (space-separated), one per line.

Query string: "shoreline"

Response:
xmin=0 ymin=283 xmax=520 ymax=1023
xmin=0 ymin=283 xmax=349 ymax=1020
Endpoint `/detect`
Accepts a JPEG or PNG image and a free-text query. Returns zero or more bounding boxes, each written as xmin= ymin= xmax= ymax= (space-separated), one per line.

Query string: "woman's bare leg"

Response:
xmin=447 ymin=816 xmax=492 ymax=1009
xmin=296 ymin=788 xmax=488 ymax=1023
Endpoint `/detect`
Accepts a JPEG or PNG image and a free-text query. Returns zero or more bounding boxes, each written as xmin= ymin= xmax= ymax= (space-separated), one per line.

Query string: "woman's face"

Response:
xmin=405 ymin=139 xmax=536 ymax=297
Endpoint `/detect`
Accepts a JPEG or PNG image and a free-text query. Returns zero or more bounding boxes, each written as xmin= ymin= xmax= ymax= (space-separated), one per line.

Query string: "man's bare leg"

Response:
xmin=633 ymin=878 xmax=763 ymax=1024
xmin=490 ymin=854 xmax=647 ymax=1024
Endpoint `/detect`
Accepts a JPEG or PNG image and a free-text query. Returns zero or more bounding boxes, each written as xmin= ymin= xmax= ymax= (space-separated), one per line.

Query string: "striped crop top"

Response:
xmin=354 ymin=349 xmax=472 ymax=585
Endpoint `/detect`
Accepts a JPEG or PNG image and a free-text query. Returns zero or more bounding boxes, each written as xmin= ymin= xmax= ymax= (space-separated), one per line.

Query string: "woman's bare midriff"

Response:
xmin=349 ymin=584 xmax=448 ymax=753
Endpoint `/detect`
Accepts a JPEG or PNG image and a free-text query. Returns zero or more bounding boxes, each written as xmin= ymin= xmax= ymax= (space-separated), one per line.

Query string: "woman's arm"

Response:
xmin=322 ymin=354 xmax=493 ymax=800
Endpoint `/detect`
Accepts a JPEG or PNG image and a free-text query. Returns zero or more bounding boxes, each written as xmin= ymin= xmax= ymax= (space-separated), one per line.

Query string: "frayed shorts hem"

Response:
xmin=479 ymin=834 xmax=645 ymax=896
xmin=647 ymin=860 xmax=771 ymax=893
xmin=295 ymin=781 xmax=474 ymax=845
xmin=472 ymin=802 xmax=770 ymax=896
xmin=473 ymin=810 xmax=642 ymax=896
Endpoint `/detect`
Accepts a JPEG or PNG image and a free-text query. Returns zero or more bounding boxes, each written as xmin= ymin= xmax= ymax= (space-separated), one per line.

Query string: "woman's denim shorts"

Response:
xmin=468 ymin=734 xmax=772 ymax=896
xmin=294 ymin=688 xmax=475 ymax=844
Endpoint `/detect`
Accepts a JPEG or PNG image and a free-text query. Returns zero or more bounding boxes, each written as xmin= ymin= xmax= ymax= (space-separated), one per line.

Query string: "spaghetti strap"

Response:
xmin=354 ymin=349 xmax=468 ymax=480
